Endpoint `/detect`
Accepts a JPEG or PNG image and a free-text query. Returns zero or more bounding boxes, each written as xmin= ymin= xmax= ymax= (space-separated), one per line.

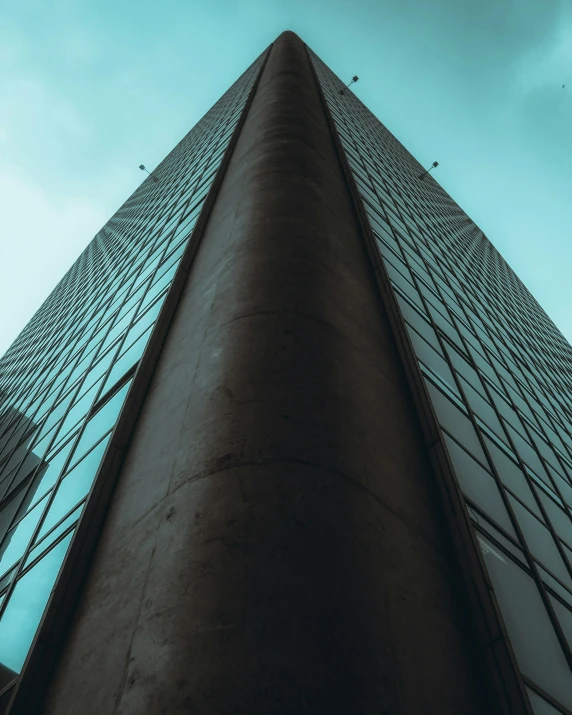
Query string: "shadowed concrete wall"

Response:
xmin=41 ymin=31 xmax=497 ymax=714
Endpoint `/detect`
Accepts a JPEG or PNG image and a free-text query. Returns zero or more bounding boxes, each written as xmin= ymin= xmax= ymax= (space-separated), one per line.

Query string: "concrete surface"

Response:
xmin=40 ymin=31 xmax=497 ymax=715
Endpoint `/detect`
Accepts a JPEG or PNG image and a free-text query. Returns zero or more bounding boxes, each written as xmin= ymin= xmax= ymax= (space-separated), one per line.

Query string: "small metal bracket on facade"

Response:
xmin=418 ymin=161 xmax=439 ymax=180
xmin=338 ymin=75 xmax=359 ymax=95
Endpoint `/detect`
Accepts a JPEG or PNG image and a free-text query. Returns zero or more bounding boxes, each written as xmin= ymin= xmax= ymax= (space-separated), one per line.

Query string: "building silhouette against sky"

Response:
xmin=0 ymin=31 xmax=571 ymax=714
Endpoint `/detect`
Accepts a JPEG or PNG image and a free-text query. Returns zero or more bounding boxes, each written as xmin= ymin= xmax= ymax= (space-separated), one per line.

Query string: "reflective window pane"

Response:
xmin=0 ymin=495 xmax=48 ymax=578
xmin=0 ymin=488 xmax=28 ymax=543
xmin=38 ymin=436 xmax=110 ymax=538
xmin=103 ymin=326 xmax=152 ymax=394
xmin=478 ymin=534 xmax=572 ymax=708
xmin=424 ymin=379 xmax=487 ymax=463
xmin=484 ymin=436 xmax=541 ymax=516
xmin=443 ymin=434 xmax=515 ymax=536
xmin=537 ymin=491 xmax=572 ymax=548
xmin=72 ymin=380 xmax=131 ymax=461
xmin=0 ymin=533 xmax=73 ymax=673
xmin=26 ymin=505 xmax=82 ymax=569
xmin=527 ymin=688 xmax=567 ymax=715
xmin=54 ymin=378 xmax=103 ymax=447
xmin=509 ymin=495 xmax=572 ymax=585
xmin=549 ymin=595 xmax=572 ymax=651
xmin=24 ymin=438 xmax=76 ymax=512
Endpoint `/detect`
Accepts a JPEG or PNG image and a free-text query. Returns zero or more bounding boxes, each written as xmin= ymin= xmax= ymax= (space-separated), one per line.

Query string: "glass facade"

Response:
xmin=0 ymin=49 xmax=266 ymax=698
xmin=311 ymin=50 xmax=572 ymax=713
xmin=2 ymin=33 xmax=571 ymax=713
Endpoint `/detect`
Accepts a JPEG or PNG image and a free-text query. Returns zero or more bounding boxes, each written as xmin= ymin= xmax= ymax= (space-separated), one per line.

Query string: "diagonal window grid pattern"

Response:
xmin=0 ymin=49 xmax=266 ymax=688
xmin=311 ymin=49 xmax=572 ymax=715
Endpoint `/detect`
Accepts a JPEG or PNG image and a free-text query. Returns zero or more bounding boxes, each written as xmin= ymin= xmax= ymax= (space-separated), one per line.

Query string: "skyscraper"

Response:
xmin=0 ymin=29 xmax=571 ymax=713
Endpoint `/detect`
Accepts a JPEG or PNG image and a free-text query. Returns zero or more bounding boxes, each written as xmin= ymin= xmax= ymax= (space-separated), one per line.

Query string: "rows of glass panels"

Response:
xmin=0 ymin=49 xmax=266 ymax=698
xmin=311 ymin=50 xmax=572 ymax=714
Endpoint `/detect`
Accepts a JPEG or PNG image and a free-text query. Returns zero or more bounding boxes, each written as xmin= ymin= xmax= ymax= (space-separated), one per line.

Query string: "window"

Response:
xmin=479 ymin=534 xmax=572 ymax=709
xmin=0 ymin=532 xmax=73 ymax=673
xmin=444 ymin=433 xmax=515 ymax=535
xmin=424 ymin=379 xmax=486 ymax=463
xmin=509 ymin=495 xmax=571 ymax=585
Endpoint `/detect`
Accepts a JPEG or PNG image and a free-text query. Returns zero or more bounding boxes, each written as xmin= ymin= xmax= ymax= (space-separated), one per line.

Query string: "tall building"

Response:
xmin=0 ymin=30 xmax=571 ymax=714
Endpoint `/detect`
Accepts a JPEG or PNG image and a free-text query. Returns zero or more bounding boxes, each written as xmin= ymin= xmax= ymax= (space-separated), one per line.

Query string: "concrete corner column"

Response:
xmin=41 ymin=31 xmax=497 ymax=714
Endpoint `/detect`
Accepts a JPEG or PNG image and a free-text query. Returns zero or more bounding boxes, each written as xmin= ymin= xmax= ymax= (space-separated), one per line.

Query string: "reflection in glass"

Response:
xmin=0 ymin=533 xmax=73 ymax=673
xmin=484 ymin=436 xmax=541 ymax=517
xmin=527 ymin=688 xmax=566 ymax=715
xmin=145 ymin=263 xmax=178 ymax=307
xmin=72 ymin=380 xmax=131 ymax=462
xmin=1 ymin=434 xmax=35 ymax=478
xmin=38 ymin=435 xmax=110 ymax=538
xmin=54 ymin=378 xmax=103 ymax=448
xmin=0 ymin=488 xmax=29 ymax=542
xmin=35 ymin=389 xmax=75 ymax=446
xmin=159 ymin=239 xmax=186 ymax=272
xmin=443 ymin=433 xmax=516 ymax=536
xmin=25 ymin=438 xmax=76 ymax=513
xmin=509 ymin=495 xmax=572 ymax=586
xmin=0 ymin=495 xmax=49 ymax=578
xmin=100 ymin=305 xmax=138 ymax=353
xmin=26 ymin=506 xmax=81 ymax=569
xmin=549 ymin=594 xmax=572 ymax=651
xmin=506 ymin=423 xmax=549 ymax=482
xmin=103 ymin=326 xmax=152 ymax=394
xmin=82 ymin=347 xmax=117 ymax=395
xmin=0 ymin=565 xmax=18 ymax=593
xmin=479 ymin=534 xmax=572 ymax=709
xmin=135 ymin=288 xmax=167 ymax=329
xmin=460 ymin=377 xmax=505 ymax=439
xmin=424 ymin=379 xmax=487 ymax=463
xmin=537 ymin=491 xmax=572 ymax=548
xmin=403 ymin=310 xmax=442 ymax=350
xmin=413 ymin=338 xmax=457 ymax=395
xmin=0 ymin=54 xmax=277 ymax=689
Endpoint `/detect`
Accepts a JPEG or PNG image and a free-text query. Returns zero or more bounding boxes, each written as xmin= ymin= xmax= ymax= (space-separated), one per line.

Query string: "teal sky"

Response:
xmin=1 ymin=0 xmax=571 ymax=357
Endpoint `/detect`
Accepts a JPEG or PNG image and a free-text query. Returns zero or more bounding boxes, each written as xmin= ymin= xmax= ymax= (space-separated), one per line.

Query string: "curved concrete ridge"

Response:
xmin=40 ymin=31 xmax=498 ymax=715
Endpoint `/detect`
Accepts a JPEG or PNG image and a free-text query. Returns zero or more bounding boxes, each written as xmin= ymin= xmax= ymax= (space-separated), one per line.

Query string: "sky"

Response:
xmin=0 ymin=0 xmax=571 ymax=357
